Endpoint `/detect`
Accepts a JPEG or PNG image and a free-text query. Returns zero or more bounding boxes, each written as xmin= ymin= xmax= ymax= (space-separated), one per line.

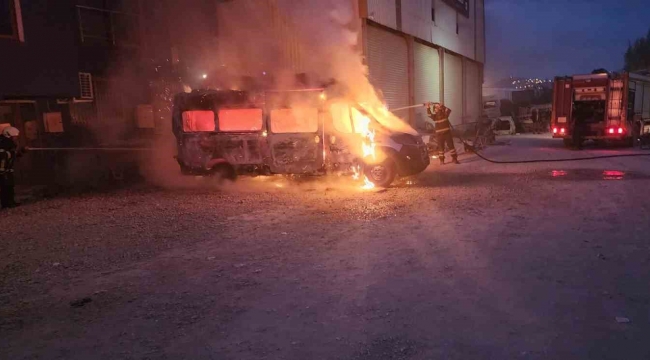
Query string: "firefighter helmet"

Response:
xmin=2 ymin=126 xmax=19 ymax=138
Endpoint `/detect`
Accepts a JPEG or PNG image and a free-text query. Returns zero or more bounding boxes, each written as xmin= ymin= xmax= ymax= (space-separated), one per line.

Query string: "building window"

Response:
xmin=77 ymin=1 xmax=140 ymax=46
xmin=0 ymin=0 xmax=24 ymax=41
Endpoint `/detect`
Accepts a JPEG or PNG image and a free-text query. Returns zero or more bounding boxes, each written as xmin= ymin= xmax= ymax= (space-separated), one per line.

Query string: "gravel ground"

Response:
xmin=2 ymin=134 xmax=650 ymax=360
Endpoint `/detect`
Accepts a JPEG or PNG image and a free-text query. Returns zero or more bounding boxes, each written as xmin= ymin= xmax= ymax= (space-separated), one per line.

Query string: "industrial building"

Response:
xmin=0 ymin=0 xmax=218 ymax=148
xmin=216 ymin=0 xmax=486 ymax=131
xmin=362 ymin=0 xmax=486 ymax=129
xmin=0 ymin=0 xmax=218 ymax=184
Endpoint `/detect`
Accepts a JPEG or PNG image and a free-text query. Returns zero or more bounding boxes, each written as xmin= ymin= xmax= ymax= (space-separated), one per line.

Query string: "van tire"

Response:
xmin=562 ymin=139 xmax=574 ymax=148
xmin=365 ymin=158 xmax=397 ymax=188
xmin=210 ymin=163 xmax=237 ymax=182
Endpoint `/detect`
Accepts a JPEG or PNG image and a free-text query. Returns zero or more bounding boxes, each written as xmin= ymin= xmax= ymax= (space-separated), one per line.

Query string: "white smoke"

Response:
xmin=215 ymin=0 xmax=417 ymax=136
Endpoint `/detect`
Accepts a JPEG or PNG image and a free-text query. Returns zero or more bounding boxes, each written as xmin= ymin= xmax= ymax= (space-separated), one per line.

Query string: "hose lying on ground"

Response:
xmin=448 ymin=125 xmax=650 ymax=164
xmin=465 ymin=146 xmax=650 ymax=164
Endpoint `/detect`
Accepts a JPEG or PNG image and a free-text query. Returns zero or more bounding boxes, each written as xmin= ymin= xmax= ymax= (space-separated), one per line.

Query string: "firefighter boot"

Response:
xmin=452 ymin=156 xmax=460 ymax=164
xmin=439 ymin=156 xmax=445 ymax=165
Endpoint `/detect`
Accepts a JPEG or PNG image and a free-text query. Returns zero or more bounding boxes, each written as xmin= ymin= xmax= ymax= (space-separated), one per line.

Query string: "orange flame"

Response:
xmin=354 ymin=111 xmax=379 ymax=190
xmin=361 ymin=176 xmax=375 ymax=189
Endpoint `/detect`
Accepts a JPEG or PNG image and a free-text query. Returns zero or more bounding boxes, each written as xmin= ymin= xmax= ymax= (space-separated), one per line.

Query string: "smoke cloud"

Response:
xmin=143 ymin=0 xmax=419 ymax=189
xmin=215 ymin=0 xmax=417 ymax=135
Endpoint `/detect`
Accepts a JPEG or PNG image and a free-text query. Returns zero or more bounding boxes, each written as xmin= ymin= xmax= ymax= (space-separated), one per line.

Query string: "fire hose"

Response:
xmin=21 ymin=104 xmax=650 ymax=164
xmin=391 ymin=103 xmax=650 ymax=164
xmin=24 ymin=147 xmax=153 ymax=152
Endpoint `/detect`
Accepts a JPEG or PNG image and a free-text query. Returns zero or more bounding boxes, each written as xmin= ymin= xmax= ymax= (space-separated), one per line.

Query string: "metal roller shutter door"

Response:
xmin=414 ymin=42 xmax=440 ymax=130
xmin=366 ymin=26 xmax=409 ymax=112
xmin=443 ymin=52 xmax=463 ymax=126
xmin=464 ymin=60 xmax=480 ymax=124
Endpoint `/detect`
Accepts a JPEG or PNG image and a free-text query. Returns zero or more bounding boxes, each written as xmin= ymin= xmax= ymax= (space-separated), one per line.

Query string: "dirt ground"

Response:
xmin=2 ymin=135 xmax=650 ymax=360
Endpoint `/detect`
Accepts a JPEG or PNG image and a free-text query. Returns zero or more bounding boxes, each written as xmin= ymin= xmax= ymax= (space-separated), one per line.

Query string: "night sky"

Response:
xmin=485 ymin=0 xmax=650 ymax=85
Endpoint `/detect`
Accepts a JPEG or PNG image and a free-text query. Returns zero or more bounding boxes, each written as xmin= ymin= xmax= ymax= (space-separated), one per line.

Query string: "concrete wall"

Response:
xmin=365 ymin=0 xmax=485 ymax=64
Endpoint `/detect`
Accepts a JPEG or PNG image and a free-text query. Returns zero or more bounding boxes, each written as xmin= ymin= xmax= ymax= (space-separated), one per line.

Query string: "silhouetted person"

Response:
xmin=0 ymin=127 xmax=21 ymax=209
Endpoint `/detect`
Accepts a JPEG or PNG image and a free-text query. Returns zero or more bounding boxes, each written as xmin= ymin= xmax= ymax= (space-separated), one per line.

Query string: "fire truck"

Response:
xmin=551 ymin=71 xmax=650 ymax=147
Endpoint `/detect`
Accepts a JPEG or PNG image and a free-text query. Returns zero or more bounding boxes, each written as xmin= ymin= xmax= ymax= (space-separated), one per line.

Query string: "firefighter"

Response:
xmin=0 ymin=126 xmax=21 ymax=209
xmin=426 ymin=102 xmax=459 ymax=165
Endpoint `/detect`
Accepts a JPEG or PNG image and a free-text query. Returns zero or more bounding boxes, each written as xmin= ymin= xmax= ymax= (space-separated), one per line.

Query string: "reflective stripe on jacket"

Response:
xmin=427 ymin=106 xmax=452 ymax=133
xmin=0 ymin=149 xmax=15 ymax=174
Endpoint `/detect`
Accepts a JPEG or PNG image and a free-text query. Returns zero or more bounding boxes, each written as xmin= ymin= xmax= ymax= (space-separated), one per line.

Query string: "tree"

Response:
xmin=624 ymin=28 xmax=650 ymax=72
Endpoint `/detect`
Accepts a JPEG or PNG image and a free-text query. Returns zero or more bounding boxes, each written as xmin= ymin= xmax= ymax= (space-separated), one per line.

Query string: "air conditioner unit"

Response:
xmin=79 ymin=72 xmax=94 ymax=100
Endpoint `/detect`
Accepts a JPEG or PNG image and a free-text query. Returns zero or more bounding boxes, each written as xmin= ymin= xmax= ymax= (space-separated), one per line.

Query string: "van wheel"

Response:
xmin=365 ymin=158 xmax=397 ymax=188
xmin=562 ymin=139 xmax=573 ymax=148
xmin=210 ymin=163 xmax=237 ymax=183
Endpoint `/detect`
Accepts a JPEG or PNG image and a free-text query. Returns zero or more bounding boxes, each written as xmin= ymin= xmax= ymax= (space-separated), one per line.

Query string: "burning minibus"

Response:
xmin=171 ymin=87 xmax=429 ymax=187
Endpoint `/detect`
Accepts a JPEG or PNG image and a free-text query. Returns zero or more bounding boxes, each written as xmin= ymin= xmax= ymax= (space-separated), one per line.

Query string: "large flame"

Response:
xmin=357 ymin=113 xmax=376 ymax=160
xmin=351 ymin=110 xmax=377 ymax=189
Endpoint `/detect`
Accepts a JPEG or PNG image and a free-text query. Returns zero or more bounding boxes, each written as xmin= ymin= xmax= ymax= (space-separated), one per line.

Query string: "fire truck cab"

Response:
xmin=551 ymin=72 xmax=650 ymax=147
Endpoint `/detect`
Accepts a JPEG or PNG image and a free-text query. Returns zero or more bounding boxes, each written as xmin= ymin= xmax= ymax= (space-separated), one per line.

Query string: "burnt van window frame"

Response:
xmin=269 ymin=107 xmax=320 ymax=134
xmin=217 ymin=107 xmax=264 ymax=132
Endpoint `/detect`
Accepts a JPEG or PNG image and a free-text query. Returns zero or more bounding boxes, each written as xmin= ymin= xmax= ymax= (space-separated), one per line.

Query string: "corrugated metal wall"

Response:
xmin=414 ymin=42 xmax=440 ymax=129
xmin=443 ymin=51 xmax=463 ymax=125
xmin=94 ymin=78 xmax=128 ymax=127
xmin=475 ymin=0 xmax=485 ymax=63
xmin=400 ymin=0 xmax=432 ymax=42
xmin=366 ymin=25 xmax=410 ymax=111
xmin=267 ymin=0 xmax=304 ymax=73
xmin=216 ymin=0 xmax=304 ymax=76
xmin=463 ymin=59 xmax=480 ymax=123
xmin=366 ymin=0 xmax=397 ymax=29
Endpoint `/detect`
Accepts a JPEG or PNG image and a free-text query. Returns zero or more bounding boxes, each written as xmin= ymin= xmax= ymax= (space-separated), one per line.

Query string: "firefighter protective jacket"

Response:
xmin=0 ymin=137 xmax=17 ymax=174
xmin=427 ymin=105 xmax=452 ymax=134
